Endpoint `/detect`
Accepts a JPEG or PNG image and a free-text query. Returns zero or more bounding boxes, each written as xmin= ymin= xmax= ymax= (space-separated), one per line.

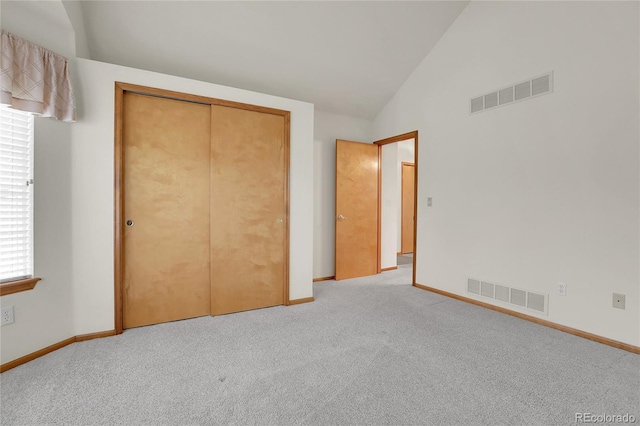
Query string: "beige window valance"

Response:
xmin=0 ymin=30 xmax=76 ymax=122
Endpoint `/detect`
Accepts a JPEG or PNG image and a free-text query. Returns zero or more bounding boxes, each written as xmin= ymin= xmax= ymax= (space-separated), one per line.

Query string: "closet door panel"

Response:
xmin=123 ymin=93 xmax=211 ymax=328
xmin=211 ymin=105 xmax=286 ymax=315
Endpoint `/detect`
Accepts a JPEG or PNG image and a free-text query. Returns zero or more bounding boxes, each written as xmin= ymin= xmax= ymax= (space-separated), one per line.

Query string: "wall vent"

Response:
xmin=510 ymin=289 xmax=527 ymax=307
xmin=470 ymin=97 xmax=484 ymax=114
xmin=494 ymin=285 xmax=510 ymax=303
xmin=527 ymin=292 xmax=546 ymax=313
xmin=484 ymin=92 xmax=498 ymax=109
xmin=467 ymin=277 xmax=548 ymax=315
xmin=470 ymin=71 xmax=553 ymax=114
xmin=468 ymin=278 xmax=481 ymax=295
xmin=498 ymin=87 xmax=513 ymax=105
xmin=531 ymin=74 xmax=550 ymax=96
xmin=514 ymin=81 xmax=531 ymax=101
xmin=481 ymin=281 xmax=494 ymax=298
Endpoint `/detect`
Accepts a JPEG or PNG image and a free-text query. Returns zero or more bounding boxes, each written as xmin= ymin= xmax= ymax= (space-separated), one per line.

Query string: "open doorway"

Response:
xmin=374 ymin=132 xmax=418 ymax=284
xmin=400 ymin=161 xmax=415 ymax=255
xmin=398 ymin=160 xmax=415 ymax=265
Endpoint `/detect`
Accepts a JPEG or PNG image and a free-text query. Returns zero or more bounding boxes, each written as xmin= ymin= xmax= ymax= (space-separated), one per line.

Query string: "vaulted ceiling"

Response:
xmin=12 ymin=1 xmax=471 ymax=119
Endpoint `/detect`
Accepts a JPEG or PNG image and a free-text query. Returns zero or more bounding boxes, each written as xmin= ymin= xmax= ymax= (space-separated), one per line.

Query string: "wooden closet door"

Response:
xmin=210 ymin=105 xmax=286 ymax=315
xmin=123 ymin=93 xmax=211 ymax=328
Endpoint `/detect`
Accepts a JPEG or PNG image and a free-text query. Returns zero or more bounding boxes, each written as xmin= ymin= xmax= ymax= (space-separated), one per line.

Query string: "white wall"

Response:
xmin=396 ymin=139 xmax=414 ymax=251
xmin=71 ymin=59 xmax=315 ymax=335
xmin=1 ymin=1 xmax=76 ymax=364
xmin=313 ymin=110 xmax=373 ymax=278
xmin=381 ymin=143 xmax=398 ymax=268
xmin=374 ymin=1 xmax=640 ymax=346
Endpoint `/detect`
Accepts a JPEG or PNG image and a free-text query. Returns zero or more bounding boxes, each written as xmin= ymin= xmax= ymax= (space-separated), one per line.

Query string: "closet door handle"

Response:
xmin=126 ymin=219 xmax=135 ymax=227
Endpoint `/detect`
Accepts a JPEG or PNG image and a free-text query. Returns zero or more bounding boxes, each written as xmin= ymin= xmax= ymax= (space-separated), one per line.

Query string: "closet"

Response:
xmin=116 ymin=84 xmax=289 ymax=330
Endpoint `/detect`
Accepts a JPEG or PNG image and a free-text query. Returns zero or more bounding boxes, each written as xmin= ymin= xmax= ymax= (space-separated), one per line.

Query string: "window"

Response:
xmin=0 ymin=106 xmax=34 ymax=284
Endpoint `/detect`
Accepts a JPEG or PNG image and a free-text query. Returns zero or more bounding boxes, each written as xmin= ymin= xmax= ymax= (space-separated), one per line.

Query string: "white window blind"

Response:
xmin=0 ymin=106 xmax=34 ymax=283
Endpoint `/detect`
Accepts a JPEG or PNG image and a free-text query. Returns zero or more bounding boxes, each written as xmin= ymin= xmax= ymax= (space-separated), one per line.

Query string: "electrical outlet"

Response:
xmin=557 ymin=282 xmax=567 ymax=296
xmin=1 ymin=306 xmax=15 ymax=326
xmin=613 ymin=293 xmax=626 ymax=310
xmin=427 ymin=197 xmax=432 ymax=207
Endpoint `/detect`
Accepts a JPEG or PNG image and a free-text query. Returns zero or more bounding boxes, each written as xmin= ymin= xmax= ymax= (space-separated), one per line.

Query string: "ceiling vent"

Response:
xmin=467 ymin=277 xmax=548 ymax=315
xmin=470 ymin=72 xmax=553 ymax=114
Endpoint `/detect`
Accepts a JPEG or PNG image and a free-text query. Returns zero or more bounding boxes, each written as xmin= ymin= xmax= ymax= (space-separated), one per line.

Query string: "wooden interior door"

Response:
xmin=210 ymin=105 xmax=286 ymax=315
xmin=335 ymin=140 xmax=379 ymax=280
xmin=123 ymin=93 xmax=211 ymax=328
xmin=401 ymin=162 xmax=415 ymax=254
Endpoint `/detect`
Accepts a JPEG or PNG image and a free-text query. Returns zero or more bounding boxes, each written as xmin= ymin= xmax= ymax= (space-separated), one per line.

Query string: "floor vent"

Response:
xmin=470 ymin=72 xmax=553 ymax=114
xmin=467 ymin=277 xmax=548 ymax=315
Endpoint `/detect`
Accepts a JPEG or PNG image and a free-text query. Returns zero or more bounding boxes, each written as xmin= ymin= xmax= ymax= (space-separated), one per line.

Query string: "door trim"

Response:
xmin=377 ymin=146 xmax=382 ymax=274
xmin=373 ymin=131 xmax=419 ymax=286
xmin=114 ymin=82 xmax=291 ymax=334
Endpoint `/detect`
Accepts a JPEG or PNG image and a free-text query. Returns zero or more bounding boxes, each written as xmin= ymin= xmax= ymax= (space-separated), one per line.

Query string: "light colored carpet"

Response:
xmin=1 ymin=266 xmax=638 ymax=425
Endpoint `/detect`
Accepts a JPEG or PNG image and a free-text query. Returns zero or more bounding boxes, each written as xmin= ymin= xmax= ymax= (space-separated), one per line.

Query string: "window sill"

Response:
xmin=0 ymin=278 xmax=42 ymax=296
